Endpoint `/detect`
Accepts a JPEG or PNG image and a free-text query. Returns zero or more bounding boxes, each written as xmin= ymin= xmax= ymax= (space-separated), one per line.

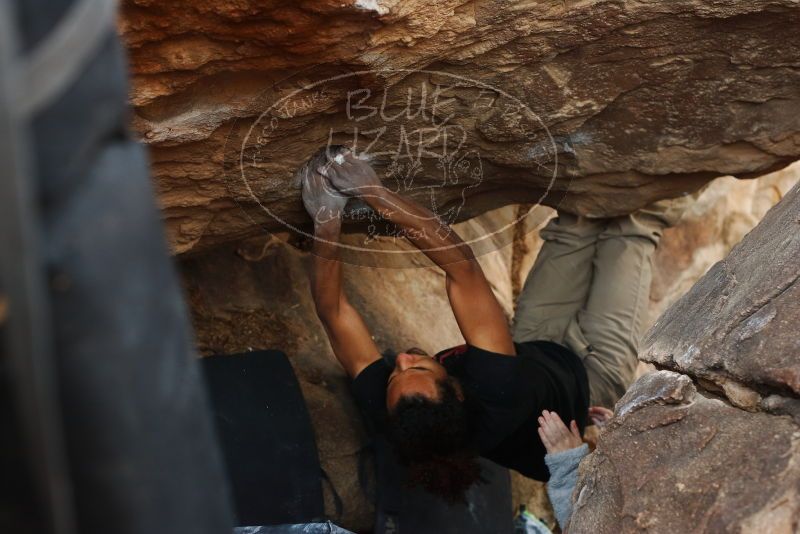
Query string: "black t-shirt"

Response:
xmin=350 ymin=341 xmax=590 ymax=481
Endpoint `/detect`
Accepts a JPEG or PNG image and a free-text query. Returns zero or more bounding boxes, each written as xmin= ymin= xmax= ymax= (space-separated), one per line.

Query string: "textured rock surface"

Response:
xmin=643 ymin=180 xmax=800 ymax=398
xmin=120 ymin=0 xmax=800 ymax=253
xmin=571 ymin=371 xmax=800 ymax=534
xmin=633 ymin=164 xmax=799 ymax=380
xmin=647 ymin=162 xmax=800 ymax=326
xmin=571 ymin=181 xmax=800 ymax=533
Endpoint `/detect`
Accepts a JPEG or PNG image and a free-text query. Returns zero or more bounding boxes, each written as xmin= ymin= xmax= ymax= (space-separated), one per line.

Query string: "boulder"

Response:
xmin=571 ymin=180 xmax=800 ymax=533
xmin=643 ymin=180 xmax=800 ymax=398
xmin=570 ymin=371 xmax=800 ymax=533
xmin=647 ymin=163 xmax=800 ymax=326
xmin=119 ymin=0 xmax=800 ymax=253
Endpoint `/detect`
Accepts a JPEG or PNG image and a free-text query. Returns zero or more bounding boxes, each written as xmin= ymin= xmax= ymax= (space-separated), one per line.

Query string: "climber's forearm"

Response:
xmin=362 ymin=186 xmax=476 ymax=276
xmin=326 ymin=159 xmax=514 ymax=354
xmin=362 ymin=185 xmax=515 ymax=355
xmin=310 ymin=219 xmax=346 ymax=318
xmin=323 ymin=155 xmax=474 ymax=274
xmin=309 ymin=217 xmax=381 ymax=378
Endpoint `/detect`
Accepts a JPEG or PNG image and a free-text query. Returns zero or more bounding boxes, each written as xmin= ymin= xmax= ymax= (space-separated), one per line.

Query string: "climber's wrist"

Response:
xmin=314 ymin=217 xmax=342 ymax=239
xmin=362 ymin=184 xmax=394 ymax=210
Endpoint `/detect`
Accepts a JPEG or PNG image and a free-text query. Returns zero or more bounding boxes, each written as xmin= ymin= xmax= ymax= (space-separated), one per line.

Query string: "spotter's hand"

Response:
xmin=301 ymin=168 xmax=348 ymax=226
xmin=320 ymin=152 xmax=382 ymax=196
xmin=588 ymin=406 xmax=614 ymax=428
xmin=537 ymin=410 xmax=582 ymax=454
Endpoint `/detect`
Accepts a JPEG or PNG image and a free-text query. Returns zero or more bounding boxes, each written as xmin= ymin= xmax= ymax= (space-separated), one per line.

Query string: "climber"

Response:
xmin=299 ymin=145 xmax=689 ymax=502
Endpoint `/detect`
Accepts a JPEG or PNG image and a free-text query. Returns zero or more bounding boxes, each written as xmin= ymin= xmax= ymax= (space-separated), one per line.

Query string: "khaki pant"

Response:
xmin=512 ymin=199 xmax=690 ymax=408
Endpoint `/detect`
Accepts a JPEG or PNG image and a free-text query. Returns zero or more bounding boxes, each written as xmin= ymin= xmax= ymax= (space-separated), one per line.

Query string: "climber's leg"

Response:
xmin=577 ymin=197 xmax=692 ymax=408
xmin=512 ymin=212 xmax=604 ymax=350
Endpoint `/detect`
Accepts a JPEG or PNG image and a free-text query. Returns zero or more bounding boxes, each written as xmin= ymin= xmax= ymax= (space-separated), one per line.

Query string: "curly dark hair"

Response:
xmin=386 ymin=377 xmax=483 ymax=503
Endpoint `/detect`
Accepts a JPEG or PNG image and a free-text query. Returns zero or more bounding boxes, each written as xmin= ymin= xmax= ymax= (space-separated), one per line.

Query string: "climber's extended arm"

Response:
xmin=324 ymin=155 xmax=515 ymax=356
xmin=309 ymin=205 xmax=381 ymax=379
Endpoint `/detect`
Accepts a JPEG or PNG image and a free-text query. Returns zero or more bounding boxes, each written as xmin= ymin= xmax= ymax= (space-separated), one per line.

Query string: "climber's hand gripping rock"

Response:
xmin=300 ymin=165 xmax=348 ymax=225
xmin=320 ymin=152 xmax=383 ymax=196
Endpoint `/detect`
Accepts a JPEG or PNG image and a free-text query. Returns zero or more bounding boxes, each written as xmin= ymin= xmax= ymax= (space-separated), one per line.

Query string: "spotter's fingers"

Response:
xmin=537 ymin=426 xmax=552 ymax=450
xmin=570 ymin=420 xmax=581 ymax=439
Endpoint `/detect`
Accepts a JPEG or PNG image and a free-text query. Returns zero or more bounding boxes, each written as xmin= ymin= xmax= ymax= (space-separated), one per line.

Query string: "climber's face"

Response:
xmin=386 ymin=349 xmax=448 ymax=410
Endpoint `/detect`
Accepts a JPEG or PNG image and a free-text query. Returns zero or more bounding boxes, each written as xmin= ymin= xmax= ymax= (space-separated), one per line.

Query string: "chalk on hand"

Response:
xmin=333 ymin=153 xmax=346 ymax=164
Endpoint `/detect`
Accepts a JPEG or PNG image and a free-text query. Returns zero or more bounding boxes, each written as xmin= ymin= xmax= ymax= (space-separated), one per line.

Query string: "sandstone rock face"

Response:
xmin=632 ymin=163 xmax=800 ymax=381
xmin=120 ymin=0 xmax=800 ymax=254
xmin=571 ymin=371 xmax=800 ymax=533
xmin=647 ymin=162 xmax=800 ymax=326
xmin=643 ymin=181 xmax=800 ymax=399
xmin=571 ymin=181 xmax=800 ymax=533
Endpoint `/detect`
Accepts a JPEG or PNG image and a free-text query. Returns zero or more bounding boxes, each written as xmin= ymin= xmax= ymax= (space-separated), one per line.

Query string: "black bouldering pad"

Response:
xmin=202 ymin=350 xmax=324 ymax=527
